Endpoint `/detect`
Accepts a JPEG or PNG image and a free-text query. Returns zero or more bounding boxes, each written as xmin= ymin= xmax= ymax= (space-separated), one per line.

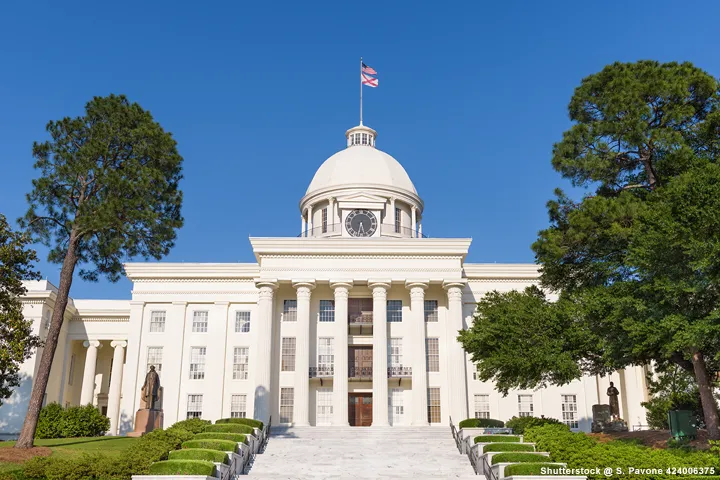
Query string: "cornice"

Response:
xmin=133 ymin=290 xmax=259 ymax=295
xmin=463 ymin=263 xmax=540 ymax=280
xmin=123 ymin=263 xmax=260 ymax=281
xmin=299 ymin=184 xmax=423 ymax=215
xmin=260 ymin=267 xmax=461 ymax=273
xmin=259 ymin=254 xmax=464 ymax=260
xmin=71 ymin=317 xmax=130 ymax=323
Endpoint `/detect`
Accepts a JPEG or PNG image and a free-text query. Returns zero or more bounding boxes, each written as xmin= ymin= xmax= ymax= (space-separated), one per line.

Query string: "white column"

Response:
xmin=411 ymin=206 xmax=417 ymax=238
xmin=444 ymin=281 xmax=468 ymax=423
xmin=329 ymin=197 xmax=336 ymax=230
xmin=407 ymin=280 xmax=429 ymax=425
xmin=331 ymin=280 xmax=353 ymax=426
xmin=418 ymin=219 xmax=423 ymax=237
xmin=388 ymin=197 xmax=396 ymax=231
xmin=107 ymin=340 xmax=127 ymax=435
xmin=370 ymin=281 xmax=390 ymax=426
xmin=301 ymin=214 xmax=306 ymax=237
xmin=254 ymin=280 xmax=278 ymax=423
xmin=308 ymin=205 xmax=314 ymax=235
xmin=120 ymin=301 xmax=144 ymax=433
xmin=293 ymin=280 xmax=315 ymax=426
xmin=80 ymin=340 xmax=102 ymax=406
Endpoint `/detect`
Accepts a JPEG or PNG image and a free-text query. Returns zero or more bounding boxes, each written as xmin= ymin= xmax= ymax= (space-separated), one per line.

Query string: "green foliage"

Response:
xmin=194 ymin=432 xmax=248 ymax=444
xmin=169 ymin=418 xmax=211 ymax=434
xmin=458 ymin=418 xmax=504 ymax=428
xmin=204 ymin=423 xmax=254 ymax=434
xmin=34 ymin=403 xmax=109 ymax=439
xmin=216 ymin=417 xmax=264 ymax=429
xmin=147 ymin=460 xmax=216 ymax=476
xmin=182 ymin=439 xmax=238 ymax=452
xmin=474 ymin=435 xmax=521 ymax=443
xmin=482 ymin=443 xmax=535 ymax=453
xmin=505 ymin=416 xmax=564 ymax=434
xmin=641 ymin=365 xmax=706 ymax=429
xmin=143 ymin=426 xmax=196 ymax=447
xmin=0 ymin=213 xmax=40 ymax=406
xmin=491 ymin=452 xmax=553 ymax=465
xmin=504 ymin=463 xmax=564 ymax=476
xmin=169 ymin=448 xmax=229 ymax=464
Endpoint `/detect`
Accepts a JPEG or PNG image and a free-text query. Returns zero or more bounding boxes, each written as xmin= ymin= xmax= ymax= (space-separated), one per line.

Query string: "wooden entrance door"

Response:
xmin=349 ymin=393 xmax=373 ymax=426
xmin=349 ymin=346 xmax=373 ymax=379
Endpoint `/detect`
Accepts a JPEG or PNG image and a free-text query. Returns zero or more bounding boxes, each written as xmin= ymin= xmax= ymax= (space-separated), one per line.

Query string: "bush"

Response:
xmin=505 ymin=416 xmax=562 ymax=434
xmin=23 ymin=453 xmax=108 ymax=480
xmin=458 ymin=418 xmax=504 ymax=428
xmin=491 ymin=452 xmax=553 ymax=464
xmin=147 ymin=460 xmax=216 ymax=476
xmin=34 ymin=403 xmax=109 ymax=439
xmin=204 ymin=423 xmax=254 ymax=434
xmin=216 ymin=417 xmax=264 ymax=429
xmin=483 ymin=443 xmax=535 ymax=453
xmin=194 ymin=432 xmax=248 ymax=444
xmin=169 ymin=448 xmax=229 ymax=464
xmin=505 ymin=463 xmax=564 ymax=476
xmin=143 ymin=427 xmax=195 ymax=448
xmin=35 ymin=402 xmax=64 ymax=439
xmin=474 ymin=435 xmax=521 ymax=443
xmin=182 ymin=439 xmax=238 ymax=452
xmin=169 ymin=418 xmax=211 ymax=434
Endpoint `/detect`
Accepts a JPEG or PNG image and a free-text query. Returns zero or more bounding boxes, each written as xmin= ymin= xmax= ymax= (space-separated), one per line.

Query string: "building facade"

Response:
xmin=1 ymin=124 xmax=651 ymax=436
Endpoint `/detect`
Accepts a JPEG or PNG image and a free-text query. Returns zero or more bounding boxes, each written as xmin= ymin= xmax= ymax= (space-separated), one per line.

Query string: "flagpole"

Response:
xmin=359 ymin=57 xmax=363 ymax=125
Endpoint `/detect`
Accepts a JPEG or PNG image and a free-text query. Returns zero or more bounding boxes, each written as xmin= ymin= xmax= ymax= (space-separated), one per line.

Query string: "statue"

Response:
xmin=607 ymin=381 xmax=620 ymax=420
xmin=141 ymin=365 xmax=161 ymax=410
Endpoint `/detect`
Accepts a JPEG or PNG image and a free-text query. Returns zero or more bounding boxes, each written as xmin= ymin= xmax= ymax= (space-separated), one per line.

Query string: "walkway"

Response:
xmin=247 ymin=426 xmax=476 ymax=479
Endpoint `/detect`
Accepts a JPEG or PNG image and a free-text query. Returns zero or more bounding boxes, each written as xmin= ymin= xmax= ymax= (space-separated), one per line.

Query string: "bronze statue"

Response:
xmin=141 ymin=365 xmax=161 ymax=410
xmin=607 ymin=381 xmax=620 ymax=420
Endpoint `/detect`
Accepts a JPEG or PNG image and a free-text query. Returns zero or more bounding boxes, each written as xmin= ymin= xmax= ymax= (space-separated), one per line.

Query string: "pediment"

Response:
xmin=335 ymin=192 xmax=388 ymax=203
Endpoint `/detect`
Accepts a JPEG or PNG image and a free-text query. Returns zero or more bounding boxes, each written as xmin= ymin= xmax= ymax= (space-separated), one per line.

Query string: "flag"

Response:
xmin=361 ymin=72 xmax=378 ymax=87
xmin=362 ymin=62 xmax=377 ymax=75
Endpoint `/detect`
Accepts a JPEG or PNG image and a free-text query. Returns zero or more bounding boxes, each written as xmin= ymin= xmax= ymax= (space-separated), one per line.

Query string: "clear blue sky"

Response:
xmin=1 ymin=0 xmax=719 ymax=299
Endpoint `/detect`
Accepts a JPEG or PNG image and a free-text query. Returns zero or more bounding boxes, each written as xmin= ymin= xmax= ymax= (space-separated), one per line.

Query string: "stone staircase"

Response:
xmin=246 ymin=426 xmax=477 ymax=479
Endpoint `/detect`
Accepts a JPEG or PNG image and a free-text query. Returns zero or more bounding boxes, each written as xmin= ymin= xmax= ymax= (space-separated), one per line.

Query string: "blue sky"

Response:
xmin=1 ymin=0 xmax=719 ymax=299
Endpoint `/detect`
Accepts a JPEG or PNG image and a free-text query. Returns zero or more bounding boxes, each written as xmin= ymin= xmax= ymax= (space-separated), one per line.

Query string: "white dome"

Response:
xmin=306 ymin=146 xmax=417 ymax=195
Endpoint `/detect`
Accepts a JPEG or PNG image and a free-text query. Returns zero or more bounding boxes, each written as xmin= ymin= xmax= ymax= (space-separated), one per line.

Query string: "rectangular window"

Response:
xmin=189 ymin=347 xmax=206 ymax=380
xmin=319 ymin=300 xmax=335 ymax=322
xmin=316 ymin=388 xmax=333 ymax=424
xmin=192 ymin=311 xmax=208 ymax=333
xmin=561 ymin=394 xmax=578 ymax=429
xmin=473 ymin=364 xmax=481 ymax=381
xmin=187 ymin=394 xmax=203 ymax=419
xmin=281 ymin=337 xmax=296 ymax=371
xmin=230 ymin=394 xmax=247 ymax=418
xmin=147 ymin=347 xmax=163 ymax=373
xmin=322 ymin=208 xmax=328 ymax=233
xmin=518 ymin=394 xmax=534 ymax=417
xmin=474 ymin=394 xmax=490 ymax=419
xmin=388 ymin=338 xmax=402 ymax=367
xmin=348 ymin=298 xmax=373 ymax=324
xmin=280 ymin=387 xmax=294 ymax=423
xmin=235 ymin=311 xmax=251 ymax=333
xmin=283 ymin=300 xmax=297 ymax=322
xmin=317 ymin=337 xmax=334 ymax=372
xmin=149 ymin=311 xmax=166 ymax=333
xmin=426 ymin=338 xmax=439 ymax=372
xmin=387 ymin=300 xmax=403 ymax=322
xmin=389 ymin=388 xmax=404 ymax=425
xmin=424 ymin=300 xmax=439 ymax=322
xmin=233 ymin=347 xmax=249 ymax=380
xmin=395 ymin=207 xmax=401 ymax=233
xmin=68 ymin=354 xmax=76 ymax=385
xmin=427 ymin=388 xmax=441 ymax=424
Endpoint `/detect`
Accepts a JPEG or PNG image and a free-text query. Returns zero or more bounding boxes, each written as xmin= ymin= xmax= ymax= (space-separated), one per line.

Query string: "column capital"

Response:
xmin=330 ymin=279 xmax=354 ymax=289
xmin=255 ymin=279 xmax=279 ymax=289
xmin=292 ymin=279 xmax=316 ymax=289
xmin=405 ymin=280 xmax=429 ymax=290
xmin=83 ymin=340 xmax=102 ymax=348
xmin=110 ymin=340 xmax=127 ymax=349
xmin=443 ymin=279 xmax=467 ymax=289
xmin=328 ymin=196 xmax=335 ymax=203
xmin=368 ymin=280 xmax=391 ymax=297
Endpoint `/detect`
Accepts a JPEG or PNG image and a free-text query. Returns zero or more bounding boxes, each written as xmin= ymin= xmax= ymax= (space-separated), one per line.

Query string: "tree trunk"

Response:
xmin=14 ymin=231 xmax=79 ymax=449
xmin=691 ymin=351 xmax=720 ymax=440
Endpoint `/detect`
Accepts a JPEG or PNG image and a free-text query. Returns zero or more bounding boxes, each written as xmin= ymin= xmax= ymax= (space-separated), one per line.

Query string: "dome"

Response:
xmin=306 ymin=125 xmax=417 ymax=195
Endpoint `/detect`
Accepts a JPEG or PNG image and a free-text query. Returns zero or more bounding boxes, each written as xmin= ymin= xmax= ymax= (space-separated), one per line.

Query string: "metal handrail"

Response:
xmin=449 ymin=416 xmax=463 ymax=454
xmin=387 ymin=366 xmax=412 ymax=378
xmin=348 ymin=312 xmax=373 ymax=324
xmin=309 ymin=366 xmax=334 ymax=378
xmin=480 ymin=451 xmax=498 ymax=480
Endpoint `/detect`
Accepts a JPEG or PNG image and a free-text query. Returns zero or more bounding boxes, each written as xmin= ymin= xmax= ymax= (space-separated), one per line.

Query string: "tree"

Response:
xmin=14 ymin=94 xmax=184 ymax=448
xmin=0 ymin=214 xmax=41 ymax=405
xmin=459 ymin=61 xmax=720 ymax=439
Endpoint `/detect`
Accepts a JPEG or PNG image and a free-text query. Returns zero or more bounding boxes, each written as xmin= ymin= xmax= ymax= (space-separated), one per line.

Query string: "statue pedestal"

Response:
xmin=127 ymin=409 xmax=163 ymax=437
xmin=591 ymin=404 xmax=628 ymax=433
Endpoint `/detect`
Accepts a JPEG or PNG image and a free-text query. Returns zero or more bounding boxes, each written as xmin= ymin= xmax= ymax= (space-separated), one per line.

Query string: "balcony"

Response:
xmin=348 ymin=366 xmax=373 ymax=381
xmin=309 ymin=366 xmax=334 ymax=378
xmin=348 ymin=311 xmax=373 ymax=335
xmin=387 ymin=366 xmax=412 ymax=378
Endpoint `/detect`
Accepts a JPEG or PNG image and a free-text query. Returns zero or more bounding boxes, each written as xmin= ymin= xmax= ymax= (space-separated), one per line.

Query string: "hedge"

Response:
xmin=182 ymin=439 xmax=239 ymax=452
xmin=204 ymin=423 xmax=254 ymax=434
xmin=194 ymin=432 xmax=248 ymax=444
xmin=169 ymin=448 xmax=229 ymax=464
xmin=35 ymin=403 xmax=110 ymax=439
xmin=474 ymin=435 xmax=521 ymax=443
xmin=505 ymin=416 xmax=562 ymax=434
xmin=458 ymin=418 xmax=504 ymax=428
xmin=491 ymin=452 xmax=553 ymax=465
xmin=483 ymin=442 xmax=535 ymax=453
xmin=147 ymin=460 xmax=216 ymax=476
xmin=216 ymin=417 xmax=264 ymax=429
xmin=169 ymin=418 xmax=211 ymax=434
xmin=505 ymin=463 xmax=565 ymax=476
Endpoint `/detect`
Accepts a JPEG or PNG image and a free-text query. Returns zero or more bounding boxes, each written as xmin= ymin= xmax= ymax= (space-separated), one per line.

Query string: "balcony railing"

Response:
xmin=348 ymin=366 xmax=373 ymax=380
xmin=387 ymin=366 xmax=412 ymax=378
xmin=297 ymin=223 xmax=428 ymax=238
xmin=348 ymin=312 xmax=373 ymax=325
xmin=309 ymin=366 xmax=334 ymax=378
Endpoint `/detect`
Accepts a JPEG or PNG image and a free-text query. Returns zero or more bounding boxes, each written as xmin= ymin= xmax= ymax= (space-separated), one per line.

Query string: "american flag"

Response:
xmin=361 ymin=62 xmax=378 ymax=87
xmin=362 ymin=62 xmax=377 ymax=75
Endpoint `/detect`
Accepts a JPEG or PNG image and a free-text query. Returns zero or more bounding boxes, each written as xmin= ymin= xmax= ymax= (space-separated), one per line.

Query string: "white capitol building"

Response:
xmin=2 ymin=123 xmax=651 ymax=437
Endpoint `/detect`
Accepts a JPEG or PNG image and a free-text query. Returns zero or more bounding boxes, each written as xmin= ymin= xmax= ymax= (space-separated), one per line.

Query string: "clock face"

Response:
xmin=345 ymin=209 xmax=378 ymax=237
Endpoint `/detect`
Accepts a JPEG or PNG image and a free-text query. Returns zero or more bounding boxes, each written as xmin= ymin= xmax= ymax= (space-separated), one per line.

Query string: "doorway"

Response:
xmin=349 ymin=393 xmax=373 ymax=426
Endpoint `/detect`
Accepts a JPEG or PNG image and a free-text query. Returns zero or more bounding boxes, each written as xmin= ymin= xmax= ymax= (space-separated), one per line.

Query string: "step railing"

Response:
xmin=449 ymin=416 xmax=463 ymax=454
xmin=480 ymin=451 xmax=498 ymax=480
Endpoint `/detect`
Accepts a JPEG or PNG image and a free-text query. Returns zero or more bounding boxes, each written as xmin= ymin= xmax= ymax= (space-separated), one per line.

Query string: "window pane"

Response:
xmin=427 ymin=388 xmax=441 ymax=423
xmin=388 ymin=338 xmax=402 ymax=367
xmin=187 ymin=394 xmax=203 ymax=419
xmin=233 ymin=347 xmax=249 ymax=380
xmin=316 ymin=388 xmax=333 ymax=424
xmin=147 ymin=347 xmax=163 ymax=374
xmin=518 ymin=394 xmax=534 ymax=417
xmin=150 ymin=311 xmax=166 ymax=333
xmin=235 ymin=311 xmax=251 ymax=333
xmin=561 ymin=394 xmax=578 ymax=429
xmin=474 ymin=394 xmax=490 ymax=419
xmin=426 ymin=338 xmax=439 ymax=372
xmin=394 ymin=208 xmax=401 ymax=233
xmin=317 ymin=338 xmax=334 ymax=373
xmin=281 ymin=338 xmax=296 ymax=371
xmin=230 ymin=394 xmax=247 ymax=418
xmin=283 ymin=300 xmax=297 ymax=321
xmin=424 ymin=300 xmax=438 ymax=322
xmin=192 ymin=311 xmax=208 ymax=332
xmin=387 ymin=300 xmax=402 ymax=322
xmin=189 ymin=347 xmax=206 ymax=379
xmin=280 ymin=387 xmax=294 ymax=423
xmin=319 ymin=300 xmax=335 ymax=322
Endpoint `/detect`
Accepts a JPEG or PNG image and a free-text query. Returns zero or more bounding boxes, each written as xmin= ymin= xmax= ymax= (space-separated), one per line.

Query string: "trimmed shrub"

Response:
xmin=23 ymin=453 xmax=109 ymax=480
xmin=182 ymin=439 xmax=238 ymax=452
xmin=169 ymin=418 xmax=211 ymax=434
xmin=474 ymin=435 xmax=521 ymax=443
xmin=458 ymin=418 xmax=504 ymax=429
xmin=505 ymin=416 xmax=562 ymax=434
xmin=216 ymin=417 xmax=264 ymax=429
xmin=491 ymin=452 xmax=553 ymax=465
xmin=483 ymin=442 xmax=535 ymax=453
xmin=147 ymin=460 xmax=216 ymax=476
xmin=505 ymin=463 xmax=564 ymax=476
xmin=35 ymin=402 xmax=64 ymax=439
xmin=169 ymin=448 xmax=229 ymax=464
xmin=143 ymin=427 xmax=195 ymax=448
xmin=34 ymin=403 xmax=109 ymax=439
xmin=194 ymin=432 xmax=248 ymax=444
xmin=204 ymin=423 xmax=254 ymax=434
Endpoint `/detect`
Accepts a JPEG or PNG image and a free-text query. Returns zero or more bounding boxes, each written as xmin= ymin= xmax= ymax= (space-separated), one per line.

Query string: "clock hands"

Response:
xmin=358 ymin=222 xmax=365 ymax=235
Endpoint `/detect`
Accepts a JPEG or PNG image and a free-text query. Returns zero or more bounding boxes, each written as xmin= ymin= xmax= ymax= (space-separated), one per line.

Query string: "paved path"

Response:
xmin=247 ymin=426 xmax=476 ymax=479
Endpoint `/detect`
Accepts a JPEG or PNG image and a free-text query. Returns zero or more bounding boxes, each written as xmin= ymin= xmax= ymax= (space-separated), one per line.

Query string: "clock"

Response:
xmin=345 ymin=209 xmax=378 ymax=237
